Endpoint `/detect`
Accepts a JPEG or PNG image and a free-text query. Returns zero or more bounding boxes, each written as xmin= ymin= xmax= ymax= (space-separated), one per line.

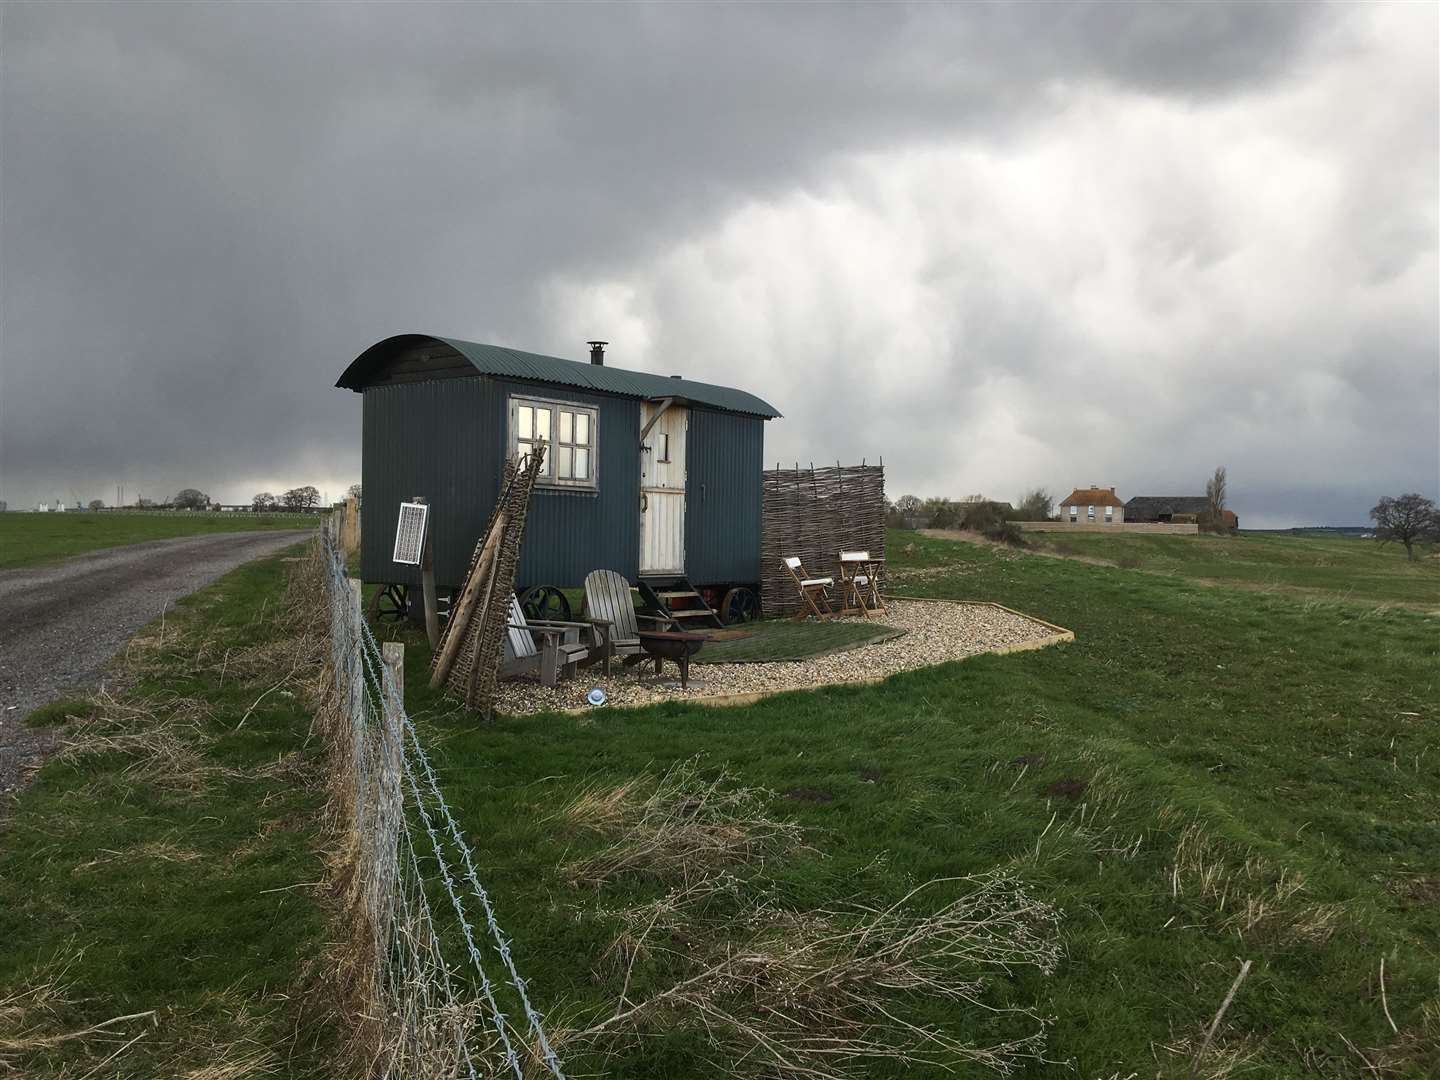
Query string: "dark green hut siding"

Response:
xmin=361 ymin=375 xmax=642 ymax=590
xmin=685 ymin=408 xmax=763 ymax=585
xmin=360 ymin=378 xmax=504 ymax=590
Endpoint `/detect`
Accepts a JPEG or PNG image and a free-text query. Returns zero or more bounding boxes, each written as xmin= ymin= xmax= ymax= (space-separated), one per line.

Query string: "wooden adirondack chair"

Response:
xmin=583 ymin=569 xmax=673 ymax=670
xmin=782 ymin=556 xmax=834 ymax=620
xmin=498 ymin=595 xmax=603 ymax=688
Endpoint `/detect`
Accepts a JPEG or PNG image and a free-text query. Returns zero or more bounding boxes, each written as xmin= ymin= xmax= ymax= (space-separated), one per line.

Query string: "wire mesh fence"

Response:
xmin=316 ymin=522 xmax=564 ymax=1078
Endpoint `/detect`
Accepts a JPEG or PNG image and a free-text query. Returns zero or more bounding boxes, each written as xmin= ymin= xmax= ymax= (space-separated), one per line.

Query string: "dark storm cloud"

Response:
xmin=1 ymin=0 xmax=1430 ymax=526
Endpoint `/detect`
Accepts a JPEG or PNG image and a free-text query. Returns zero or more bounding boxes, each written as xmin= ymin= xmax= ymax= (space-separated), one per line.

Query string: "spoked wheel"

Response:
xmin=720 ymin=587 xmax=760 ymax=625
xmin=369 ymin=583 xmax=409 ymax=622
xmin=519 ymin=584 xmax=571 ymax=622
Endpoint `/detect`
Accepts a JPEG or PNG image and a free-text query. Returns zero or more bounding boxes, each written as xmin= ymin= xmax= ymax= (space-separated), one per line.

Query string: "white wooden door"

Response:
xmin=639 ymin=403 xmax=687 ymax=575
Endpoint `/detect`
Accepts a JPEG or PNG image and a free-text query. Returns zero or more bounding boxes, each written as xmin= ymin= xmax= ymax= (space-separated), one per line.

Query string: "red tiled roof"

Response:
xmin=1060 ymin=488 xmax=1125 ymax=508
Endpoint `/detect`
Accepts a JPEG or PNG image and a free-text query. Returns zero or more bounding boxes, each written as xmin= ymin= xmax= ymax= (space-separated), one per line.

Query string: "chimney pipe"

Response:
xmin=587 ymin=340 xmax=607 ymax=366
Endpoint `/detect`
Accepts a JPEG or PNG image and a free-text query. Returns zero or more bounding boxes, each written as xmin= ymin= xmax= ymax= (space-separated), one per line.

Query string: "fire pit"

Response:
xmin=636 ymin=630 xmax=707 ymax=689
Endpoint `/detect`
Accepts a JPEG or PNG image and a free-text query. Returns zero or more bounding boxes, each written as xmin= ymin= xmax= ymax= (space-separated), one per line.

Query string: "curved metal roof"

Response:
xmin=336 ymin=334 xmax=781 ymax=419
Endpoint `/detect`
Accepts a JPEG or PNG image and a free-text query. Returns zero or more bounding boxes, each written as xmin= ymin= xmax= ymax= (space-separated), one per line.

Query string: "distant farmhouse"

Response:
xmin=1125 ymin=496 xmax=1238 ymax=530
xmin=1058 ymin=487 xmax=1126 ymax=524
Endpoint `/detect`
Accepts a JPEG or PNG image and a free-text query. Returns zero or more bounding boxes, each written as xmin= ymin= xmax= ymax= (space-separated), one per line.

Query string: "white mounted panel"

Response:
xmin=392 ymin=502 xmax=429 ymax=565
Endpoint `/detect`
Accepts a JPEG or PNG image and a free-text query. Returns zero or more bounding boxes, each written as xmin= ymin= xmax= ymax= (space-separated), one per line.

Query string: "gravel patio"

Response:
xmin=492 ymin=598 xmax=1071 ymax=715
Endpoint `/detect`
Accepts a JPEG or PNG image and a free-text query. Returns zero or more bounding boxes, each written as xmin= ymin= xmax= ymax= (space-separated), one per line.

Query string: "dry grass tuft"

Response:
xmin=1168 ymin=823 xmax=1342 ymax=945
xmin=54 ymin=689 xmax=217 ymax=794
xmin=0 ymin=956 xmax=157 ymax=1070
xmin=558 ymin=757 xmax=807 ymax=886
xmin=567 ymin=872 xmax=1062 ymax=1078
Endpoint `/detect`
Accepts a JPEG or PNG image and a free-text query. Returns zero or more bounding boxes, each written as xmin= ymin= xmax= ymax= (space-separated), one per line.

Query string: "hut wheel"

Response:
xmin=519 ymin=585 xmax=571 ymax=623
xmin=369 ymin=584 xmax=409 ymax=622
xmin=720 ymin=587 xmax=759 ymax=625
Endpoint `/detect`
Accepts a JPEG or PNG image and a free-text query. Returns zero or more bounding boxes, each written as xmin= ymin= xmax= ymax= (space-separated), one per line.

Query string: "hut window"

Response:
xmin=510 ymin=395 xmax=598 ymax=490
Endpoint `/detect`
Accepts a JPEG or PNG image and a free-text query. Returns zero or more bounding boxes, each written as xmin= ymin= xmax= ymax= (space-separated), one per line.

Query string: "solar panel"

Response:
xmin=392 ymin=501 xmax=429 ymax=565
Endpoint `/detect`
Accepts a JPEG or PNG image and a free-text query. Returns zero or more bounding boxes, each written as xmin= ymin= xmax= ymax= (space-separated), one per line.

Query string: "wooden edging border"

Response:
xmin=547 ymin=596 xmax=1074 ymax=714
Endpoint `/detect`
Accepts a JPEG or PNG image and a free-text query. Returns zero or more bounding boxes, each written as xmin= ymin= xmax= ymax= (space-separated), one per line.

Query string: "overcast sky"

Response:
xmin=2 ymin=1 xmax=1436 ymax=526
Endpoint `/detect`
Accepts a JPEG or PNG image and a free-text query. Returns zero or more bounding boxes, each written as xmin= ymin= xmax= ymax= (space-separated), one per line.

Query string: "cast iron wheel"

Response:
xmin=369 ymin=583 xmax=409 ymax=622
xmin=720 ymin=586 xmax=760 ymax=625
xmin=519 ymin=584 xmax=571 ymax=623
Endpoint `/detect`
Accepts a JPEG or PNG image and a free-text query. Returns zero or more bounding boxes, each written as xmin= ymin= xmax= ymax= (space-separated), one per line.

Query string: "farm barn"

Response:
xmin=337 ymin=334 xmax=781 ymax=624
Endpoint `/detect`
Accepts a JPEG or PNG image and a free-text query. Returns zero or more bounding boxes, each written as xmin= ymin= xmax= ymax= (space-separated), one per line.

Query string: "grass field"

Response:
xmin=373 ymin=530 xmax=1439 ymax=1076
xmin=0 ymin=548 xmax=332 ymax=1076
xmin=4 ymin=530 xmax=1436 ymax=1076
xmin=0 ymin=511 xmax=321 ymax=570
xmin=1020 ymin=528 xmax=1439 ymax=609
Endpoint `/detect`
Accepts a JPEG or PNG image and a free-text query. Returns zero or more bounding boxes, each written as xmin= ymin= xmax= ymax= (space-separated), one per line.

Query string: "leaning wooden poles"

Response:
xmin=428 ymin=446 xmax=546 ymax=717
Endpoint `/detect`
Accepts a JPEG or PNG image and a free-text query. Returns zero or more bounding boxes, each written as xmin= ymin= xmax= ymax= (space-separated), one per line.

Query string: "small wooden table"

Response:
xmin=637 ymin=630 xmax=707 ymax=689
xmin=837 ymin=552 xmax=885 ymax=614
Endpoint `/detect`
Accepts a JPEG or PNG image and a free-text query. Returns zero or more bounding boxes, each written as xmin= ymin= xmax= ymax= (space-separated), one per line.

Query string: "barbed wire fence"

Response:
xmin=313 ymin=520 xmax=566 ymax=1078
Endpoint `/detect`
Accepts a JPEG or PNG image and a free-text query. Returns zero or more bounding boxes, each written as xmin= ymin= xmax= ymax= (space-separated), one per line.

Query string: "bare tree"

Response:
xmin=346 ymin=483 xmax=362 ymax=500
xmin=281 ymin=485 xmax=320 ymax=512
xmin=1370 ymin=493 xmax=1438 ymax=561
xmin=252 ymin=492 xmax=277 ymax=512
xmin=173 ymin=487 xmax=209 ymax=510
xmin=1203 ymin=466 xmax=1229 ymax=532
xmin=87 ymin=498 xmax=105 ymax=510
xmin=894 ymin=494 xmax=923 ymax=518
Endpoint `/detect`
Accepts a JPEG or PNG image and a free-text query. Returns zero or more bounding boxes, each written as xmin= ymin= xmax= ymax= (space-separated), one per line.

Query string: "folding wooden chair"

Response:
xmin=782 ymin=556 xmax=834 ymax=620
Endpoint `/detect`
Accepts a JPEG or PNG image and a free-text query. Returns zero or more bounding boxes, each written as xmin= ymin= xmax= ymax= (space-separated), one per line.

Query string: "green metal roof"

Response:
xmin=336 ymin=334 xmax=782 ymax=419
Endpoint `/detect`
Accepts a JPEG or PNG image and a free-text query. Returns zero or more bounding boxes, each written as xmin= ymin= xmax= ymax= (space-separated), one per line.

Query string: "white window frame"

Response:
xmin=1087 ymin=504 xmax=1095 ymax=520
xmin=507 ymin=394 xmax=599 ymax=491
xmin=1105 ymin=504 xmax=1114 ymax=521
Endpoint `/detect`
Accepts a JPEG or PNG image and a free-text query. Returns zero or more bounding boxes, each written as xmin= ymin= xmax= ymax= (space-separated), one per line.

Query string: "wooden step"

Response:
xmin=670 ymin=608 xmax=716 ymax=618
xmin=657 ymin=590 xmax=700 ymax=600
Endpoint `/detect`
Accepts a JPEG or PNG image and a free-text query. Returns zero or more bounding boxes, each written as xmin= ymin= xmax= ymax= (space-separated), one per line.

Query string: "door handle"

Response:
xmin=640 ymin=492 xmax=649 ymax=512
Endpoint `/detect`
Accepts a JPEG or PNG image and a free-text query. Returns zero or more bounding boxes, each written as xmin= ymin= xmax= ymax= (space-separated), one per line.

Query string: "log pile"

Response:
xmin=761 ymin=464 xmax=886 ymax=617
xmin=428 ymin=445 xmax=546 ymax=717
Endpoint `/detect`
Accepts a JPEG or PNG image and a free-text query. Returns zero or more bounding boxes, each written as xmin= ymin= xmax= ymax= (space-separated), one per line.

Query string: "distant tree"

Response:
xmin=252 ymin=492 xmax=277 ymax=512
xmin=346 ymin=483 xmax=362 ymax=501
xmin=1370 ymin=493 xmax=1438 ymax=561
xmin=1201 ymin=466 xmax=1229 ymax=532
xmin=0 ymin=501 xmax=8 ymax=513
xmin=894 ymin=494 xmax=923 ymax=518
xmin=173 ymin=488 xmax=209 ymax=510
xmin=281 ymin=485 xmax=321 ymax=512
xmin=136 ymin=497 xmax=156 ymax=508
xmin=87 ymin=499 xmax=105 ymax=510
xmin=1013 ymin=488 xmax=1054 ymax=522
xmin=924 ymin=497 xmax=960 ymax=530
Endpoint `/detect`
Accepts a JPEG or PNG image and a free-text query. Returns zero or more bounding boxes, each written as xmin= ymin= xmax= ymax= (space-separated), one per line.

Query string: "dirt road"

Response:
xmin=0 ymin=530 xmax=313 ymax=800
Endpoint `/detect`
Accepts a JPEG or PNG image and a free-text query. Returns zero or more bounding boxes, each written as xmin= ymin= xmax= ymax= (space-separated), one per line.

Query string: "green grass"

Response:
xmin=1026 ymin=528 xmax=1439 ymax=608
xmin=373 ymin=528 xmax=1438 ymax=1077
xmin=6 ymin=531 xmax=1436 ymax=1075
xmin=0 ymin=510 xmax=319 ymax=570
xmin=0 ymin=547 xmax=332 ymax=1076
xmin=693 ymin=619 xmax=904 ymax=662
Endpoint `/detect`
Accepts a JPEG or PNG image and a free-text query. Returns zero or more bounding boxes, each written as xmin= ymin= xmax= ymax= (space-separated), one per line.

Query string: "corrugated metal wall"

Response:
xmin=361 ymin=380 xmax=758 ymax=592
xmin=360 ymin=378 xmax=504 ymax=589
xmin=685 ymin=408 xmax=764 ymax=585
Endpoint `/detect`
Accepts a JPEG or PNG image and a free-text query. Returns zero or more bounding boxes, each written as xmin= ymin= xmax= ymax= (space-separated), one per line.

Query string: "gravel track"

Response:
xmin=0 ymin=530 xmax=312 ymax=802
xmin=494 ymin=599 xmax=1067 ymax=715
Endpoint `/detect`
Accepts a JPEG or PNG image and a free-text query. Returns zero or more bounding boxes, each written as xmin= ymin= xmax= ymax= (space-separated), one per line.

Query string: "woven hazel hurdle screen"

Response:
xmin=761 ymin=464 xmax=886 ymax=617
